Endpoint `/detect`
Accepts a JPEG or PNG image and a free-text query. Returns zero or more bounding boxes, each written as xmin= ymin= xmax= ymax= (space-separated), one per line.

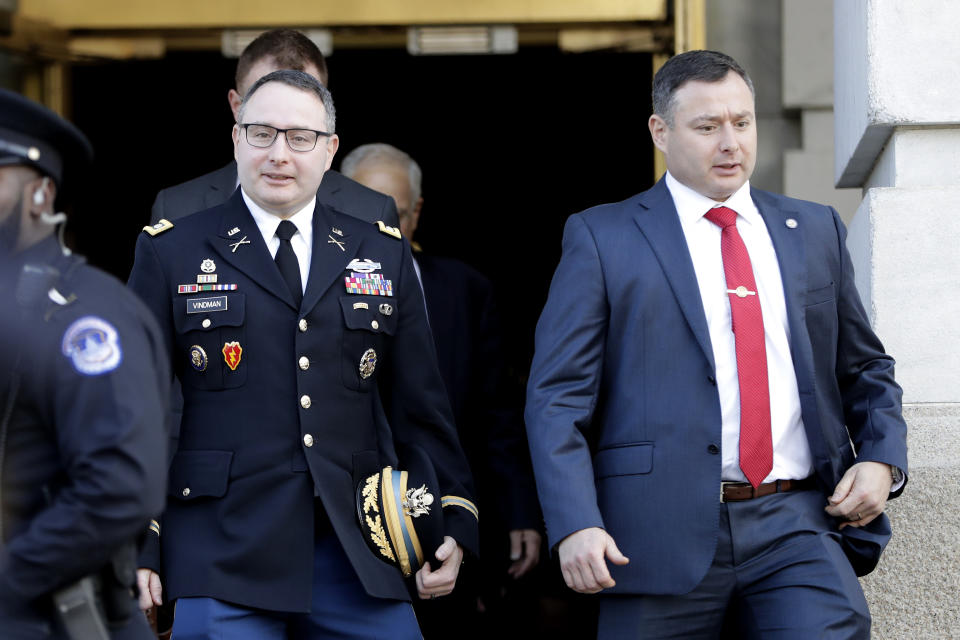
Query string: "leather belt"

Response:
xmin=720 ymin=477 xmax=815 ymax=503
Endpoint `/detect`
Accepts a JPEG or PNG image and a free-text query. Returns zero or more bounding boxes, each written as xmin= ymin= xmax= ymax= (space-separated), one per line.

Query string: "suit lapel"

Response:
xmin=301 ymin=202 xmax=360 ymax=314
xmin=205 ymin=162 xmax=239 ymax=210
xmin=210 ymin=190 xmax=297 ymax=309
xmin=633 ymin=180 xmax=715 ymax=371
xmin=752 ymin=188 xmax=809 ymax=374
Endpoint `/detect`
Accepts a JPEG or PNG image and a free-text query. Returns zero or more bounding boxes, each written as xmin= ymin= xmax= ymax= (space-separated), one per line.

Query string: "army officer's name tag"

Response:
xmin=187 ymin=296 xmax=229 ymax=314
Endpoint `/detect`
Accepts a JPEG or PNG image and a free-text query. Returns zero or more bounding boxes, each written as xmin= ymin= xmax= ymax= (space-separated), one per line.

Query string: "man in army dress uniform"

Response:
xmin=129 ymin=70 xmax=478 ymax=638
xmin=0 ymin=90 xmax=169 ymax=639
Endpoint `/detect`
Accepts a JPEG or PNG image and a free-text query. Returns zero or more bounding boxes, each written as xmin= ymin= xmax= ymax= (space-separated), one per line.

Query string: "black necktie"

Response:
xmin=275 ymin=220 xmax=303 ymax=307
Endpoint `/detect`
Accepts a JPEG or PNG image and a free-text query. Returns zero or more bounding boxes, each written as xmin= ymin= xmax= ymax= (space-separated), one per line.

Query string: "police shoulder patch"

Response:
xmin=143 ymin=219 xmax=174 ymax=236
xmin=61 ymin=315 xmax=123 ymax=376
xmin=376 ymin=221 xmax=402 ymax=239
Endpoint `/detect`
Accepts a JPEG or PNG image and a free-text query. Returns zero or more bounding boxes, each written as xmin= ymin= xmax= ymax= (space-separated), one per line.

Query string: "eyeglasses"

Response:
xmin=240 ymin=123 xmax=333 ymax=153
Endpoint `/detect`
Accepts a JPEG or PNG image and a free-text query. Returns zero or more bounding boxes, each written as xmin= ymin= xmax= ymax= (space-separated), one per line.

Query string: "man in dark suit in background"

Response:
xmin=130 ymin=70 xmax=477 ymax=638
xmin=525 ymin=50 xmax=907 ymax=639
xmin=342 ymin=143 xmax=543 ymax=638
xmin=149 ymin=28 xmax=398 ymax=227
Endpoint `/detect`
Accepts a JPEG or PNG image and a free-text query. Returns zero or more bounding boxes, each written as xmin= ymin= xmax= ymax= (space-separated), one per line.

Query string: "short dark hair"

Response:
xmin=235 ymin=29 xmax=329 ymax=91
xmin=239 ymin=69 xmax=336 ymax=133
xmin=652 ymin=50 xmax=754 ymax=126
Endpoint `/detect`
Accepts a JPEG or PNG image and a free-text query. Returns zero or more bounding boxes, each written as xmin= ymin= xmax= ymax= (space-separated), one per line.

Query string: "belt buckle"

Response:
xmin=720 ymin=481 xmax=737 ymax=503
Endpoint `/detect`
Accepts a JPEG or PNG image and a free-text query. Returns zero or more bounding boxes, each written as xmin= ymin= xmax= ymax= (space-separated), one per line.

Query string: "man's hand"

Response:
xmin=136 ymin=568 xmax=162 ymax=612
xmin=825 ymin=461 xmax=894 ymax=529
xmin=415 ymin=536 xmax=463 ymax=599
xmin=558 ymin=527 xmax=629 ymax=594
xmin=507 ymin=529 xmax=542 ymax=579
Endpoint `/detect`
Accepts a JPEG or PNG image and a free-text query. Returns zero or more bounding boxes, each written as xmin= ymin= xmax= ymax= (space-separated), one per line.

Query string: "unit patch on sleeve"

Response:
xmin=61 ymin=315 xmax=123 ymax=375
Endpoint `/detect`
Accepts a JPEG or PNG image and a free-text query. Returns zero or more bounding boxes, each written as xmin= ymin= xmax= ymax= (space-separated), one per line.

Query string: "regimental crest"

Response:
xmin=402 ymin=484 xmax=435 ymax=518
xmin=359 ymin=348 xmax=377 ymax=379
xmin=222 ymin=341 xmax=242 ymax=370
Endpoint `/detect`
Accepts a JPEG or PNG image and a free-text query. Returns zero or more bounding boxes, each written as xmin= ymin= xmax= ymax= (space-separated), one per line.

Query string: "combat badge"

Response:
xmin=189 ymin=345 xmax=208 ymax=372
xmin=222 ymin=341 xmax=242 ymax=371
xmin=61 ymin=316 xmax=123 ymax=376
xmin=143 ymin=219 xmax=174 ymax=236
xmin=359 ymin=348 xmax=377 ymax=379
xmin=345 ymin=259 xmax=381 ymax=273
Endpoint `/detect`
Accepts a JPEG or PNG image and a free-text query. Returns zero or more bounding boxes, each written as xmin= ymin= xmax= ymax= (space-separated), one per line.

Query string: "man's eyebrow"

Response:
xmin=686 ymin=110 xmax=754 ymax=124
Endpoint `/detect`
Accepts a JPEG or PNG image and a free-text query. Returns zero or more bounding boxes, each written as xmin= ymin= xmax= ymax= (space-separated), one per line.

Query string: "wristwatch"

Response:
xmin=890 ymin=465 xmax=904 ymax=484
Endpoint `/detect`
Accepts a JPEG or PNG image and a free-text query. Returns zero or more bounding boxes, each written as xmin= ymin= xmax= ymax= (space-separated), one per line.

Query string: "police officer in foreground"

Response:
xmin=129 ymin=70 xmax=478 ymax=638
xmin=0 ymin=88 xmax=169 ymax=639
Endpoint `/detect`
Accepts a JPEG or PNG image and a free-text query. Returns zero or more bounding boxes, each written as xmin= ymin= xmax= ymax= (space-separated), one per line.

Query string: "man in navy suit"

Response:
xmin=149 ymin=28 xmax=398 ymax=228
xmin=129 ymin=70 xmax=477 ymax=638
xmin=525 ymin=50 xmax=907 ymax=639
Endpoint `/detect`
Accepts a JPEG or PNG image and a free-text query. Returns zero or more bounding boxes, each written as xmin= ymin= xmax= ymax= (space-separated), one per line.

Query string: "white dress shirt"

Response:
xmin=242 ymin=189 xmax=315 ymax=294
xmin=665 ymin=172 xmax=813 ymax=483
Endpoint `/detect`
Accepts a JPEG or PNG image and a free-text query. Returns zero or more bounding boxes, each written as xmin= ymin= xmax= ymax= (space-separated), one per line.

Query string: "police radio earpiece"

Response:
xmin=36 ymin=178 xmax=68 ymax=226
xmin=33 ymin=177 xmax=47 ymax=206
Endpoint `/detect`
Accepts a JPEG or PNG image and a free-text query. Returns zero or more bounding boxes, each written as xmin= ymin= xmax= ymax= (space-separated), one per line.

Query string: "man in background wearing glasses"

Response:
xmin=129 ymin=70 xmax=478 ymax=639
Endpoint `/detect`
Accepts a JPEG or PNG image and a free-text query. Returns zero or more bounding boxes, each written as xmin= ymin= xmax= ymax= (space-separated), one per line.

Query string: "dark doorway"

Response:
xmin=69 ymin=45 xmax=654 ymax=380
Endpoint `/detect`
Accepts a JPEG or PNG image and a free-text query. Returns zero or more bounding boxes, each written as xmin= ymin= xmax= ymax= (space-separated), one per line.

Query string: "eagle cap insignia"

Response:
xmin=402 ymin=484 xmax=435 ymax=518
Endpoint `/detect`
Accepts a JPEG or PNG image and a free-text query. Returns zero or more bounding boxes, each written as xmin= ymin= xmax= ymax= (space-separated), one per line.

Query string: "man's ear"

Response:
xmin=27 ymin=176 xmax=55 ymax=217
xmin=232 ymin=124 xmax=241 ymax=162
xmin=228 ymin=89 xmax=243 ymax=123
xmin=324 ymin=135 xmax=340 ymax=171
xmin=648 ymin=114 xmax=670 ymax=154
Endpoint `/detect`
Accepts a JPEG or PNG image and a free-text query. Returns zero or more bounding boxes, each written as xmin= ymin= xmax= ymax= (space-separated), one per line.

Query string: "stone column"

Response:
xmin=834 ymin=1 xmax=960 ymax=637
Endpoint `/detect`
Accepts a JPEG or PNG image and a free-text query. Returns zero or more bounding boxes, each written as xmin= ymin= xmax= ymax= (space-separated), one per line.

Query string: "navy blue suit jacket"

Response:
xmin=129 ymin=191 xmax=477 ymax=612
xmin=525 ymin=179 xmax=908 ymax=595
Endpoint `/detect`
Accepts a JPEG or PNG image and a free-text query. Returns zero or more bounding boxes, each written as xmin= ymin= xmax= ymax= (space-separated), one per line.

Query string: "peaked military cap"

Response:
xmin=356 ymin=444 xmax=445 ymax=578
xmin=0 ymin=88 xmax=93 ymax=196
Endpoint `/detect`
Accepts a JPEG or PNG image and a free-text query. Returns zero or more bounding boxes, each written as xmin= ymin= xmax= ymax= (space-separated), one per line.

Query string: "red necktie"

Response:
xmin=703 ymin=206 xmax=772 ymax=488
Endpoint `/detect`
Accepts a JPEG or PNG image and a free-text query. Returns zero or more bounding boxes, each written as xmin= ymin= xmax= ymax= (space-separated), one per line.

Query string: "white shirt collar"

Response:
xmin=241 ymin=189 xmax=316 ymax=243
xmin=665 ymin=171 xmax=758 ymax=227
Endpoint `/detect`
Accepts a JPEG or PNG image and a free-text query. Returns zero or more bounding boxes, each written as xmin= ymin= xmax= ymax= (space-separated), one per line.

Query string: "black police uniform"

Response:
xmin=128 ymin=190 xmax=479 ymax=615
xmin=0 ymin=88 xmax=169 ymax=639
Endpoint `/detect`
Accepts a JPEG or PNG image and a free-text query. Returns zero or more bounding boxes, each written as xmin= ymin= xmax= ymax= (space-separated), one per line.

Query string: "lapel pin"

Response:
xmin=332 ymin=227 xmax=343 ymax=237
xmin=229 ymin=236 xmax=251 ymax=253
xmin=785 ymin=218 xmax=798 ymax=229
xmin=228 ymin=227 xmax=241 ymax=236
xmin=328 ymin=234 xmax=346 ymax=251
xmin=201 ymin=259 xmax=216 ymax=273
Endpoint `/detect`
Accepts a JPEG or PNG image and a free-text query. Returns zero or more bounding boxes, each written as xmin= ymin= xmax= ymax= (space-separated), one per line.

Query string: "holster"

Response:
xmin=52 ymin=542 xmax=138 ymax=640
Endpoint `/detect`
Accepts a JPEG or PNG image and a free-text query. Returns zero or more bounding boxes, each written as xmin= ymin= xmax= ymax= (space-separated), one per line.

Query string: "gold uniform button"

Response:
xmin=299 ymin=318 xmax=308 ymax=332
xmin=201 ymin=318 xmax=212 ymax=329
xmin=303 ymin=433 xmax=314 ymax=447
xmin=299 ymin=356 xmax=310 ymax=371
xmin=182 ymin=488 xmax=191 ymax=497
xmin=300 ymin=395 xmax=312 ymax=409
xmin=371 ymin=320 xmax=380 ymax=330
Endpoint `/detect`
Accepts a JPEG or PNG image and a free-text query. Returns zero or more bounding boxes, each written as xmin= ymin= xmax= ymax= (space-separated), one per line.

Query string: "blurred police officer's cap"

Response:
xmin=0 ymin=88 xmax=93 ymax=198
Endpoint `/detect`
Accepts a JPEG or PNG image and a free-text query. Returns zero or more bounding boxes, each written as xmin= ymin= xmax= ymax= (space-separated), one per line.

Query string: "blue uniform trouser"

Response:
xmin=598 ymin=489 xmax=871 ymax=640
xmin=172 ymin=522 xmax=421 ymax=639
